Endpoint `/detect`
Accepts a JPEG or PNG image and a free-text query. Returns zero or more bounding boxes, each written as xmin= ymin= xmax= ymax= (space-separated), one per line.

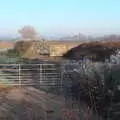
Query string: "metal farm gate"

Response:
xmin=0 ymin=64 xmax=63 ymax=89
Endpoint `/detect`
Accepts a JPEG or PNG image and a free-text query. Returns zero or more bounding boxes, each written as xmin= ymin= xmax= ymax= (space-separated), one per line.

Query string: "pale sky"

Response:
xmin=0 ymin=0 xmax=120 ymax=37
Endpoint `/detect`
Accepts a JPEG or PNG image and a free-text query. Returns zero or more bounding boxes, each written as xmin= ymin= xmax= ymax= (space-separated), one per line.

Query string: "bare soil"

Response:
xmin=0 ymin=86 xmax=102 ymax=120
xmin=0 ymin=87 xmax=66 ymax=120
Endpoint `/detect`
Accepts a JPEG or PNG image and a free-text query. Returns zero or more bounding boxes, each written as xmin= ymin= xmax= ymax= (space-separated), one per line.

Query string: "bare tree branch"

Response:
xmin=19 ymin=26 xmax=37 ymax=40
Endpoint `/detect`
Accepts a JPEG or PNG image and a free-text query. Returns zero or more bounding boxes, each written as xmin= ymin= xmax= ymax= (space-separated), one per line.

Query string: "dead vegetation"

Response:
xmin=14 ymin=41 xmax=33 ymax=55
xmin=63 ymin=41 xmax=120 ymax=61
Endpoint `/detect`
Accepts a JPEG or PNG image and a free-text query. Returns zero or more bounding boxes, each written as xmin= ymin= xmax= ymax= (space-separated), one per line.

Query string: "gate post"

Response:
xmin=18 ymin=64 xmax=21 ymax=88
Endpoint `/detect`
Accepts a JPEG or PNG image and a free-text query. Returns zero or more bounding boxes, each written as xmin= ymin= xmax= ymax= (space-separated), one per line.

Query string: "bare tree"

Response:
xmin=18 ymin=26 xmax=37 ymax=40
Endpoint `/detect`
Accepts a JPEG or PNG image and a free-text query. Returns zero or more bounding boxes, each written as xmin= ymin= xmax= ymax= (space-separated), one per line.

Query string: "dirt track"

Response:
xmin=0 ymin=86 xmax=102 ymax=120
xmin=0 ymin=87 xmax=66 ymax=120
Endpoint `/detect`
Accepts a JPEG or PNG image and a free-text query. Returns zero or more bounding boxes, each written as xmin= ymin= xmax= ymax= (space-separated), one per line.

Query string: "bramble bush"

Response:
xmin=63 ymin=50 xmax=120 ymax=120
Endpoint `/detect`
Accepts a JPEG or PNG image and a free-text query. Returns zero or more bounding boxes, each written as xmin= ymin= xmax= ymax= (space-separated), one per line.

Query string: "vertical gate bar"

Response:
xmin=60 ymin=64 xmax=64 ymax=93
xmin=18 ymin=64 xmax=21 ymax=88
xmin=39 ymin=64 xmax=40 ymax=85
xmin=39 ymin=64 xmax=42 ymax=86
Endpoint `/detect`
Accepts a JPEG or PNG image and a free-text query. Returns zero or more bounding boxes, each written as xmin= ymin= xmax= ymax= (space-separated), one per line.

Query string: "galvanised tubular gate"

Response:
xmin=0 ymin=64 xmax=63 ymax=88
xmin=0 ymin=62 xmax=82 ymax=86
